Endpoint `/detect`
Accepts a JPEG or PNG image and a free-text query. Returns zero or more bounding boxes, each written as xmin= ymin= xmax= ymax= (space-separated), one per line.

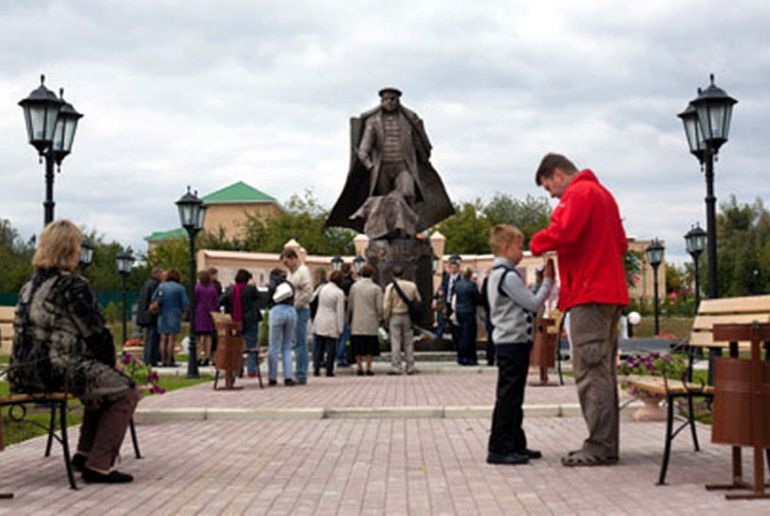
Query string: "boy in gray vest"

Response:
xmin=486 ymin=225 xmax=554 ymax=465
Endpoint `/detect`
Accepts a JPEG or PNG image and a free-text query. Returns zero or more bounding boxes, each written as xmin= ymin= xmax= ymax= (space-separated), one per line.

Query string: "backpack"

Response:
xmin=391 ymin=280 xmax=424 ymax=325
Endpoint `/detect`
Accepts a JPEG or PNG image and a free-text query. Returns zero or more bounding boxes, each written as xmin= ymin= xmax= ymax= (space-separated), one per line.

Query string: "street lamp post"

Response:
xmin=176 ymin=187 xmax=207 ymax=378
xmin=684 ymin=224 xmax=707 ymax=308
xmin=645 ymin=239 xmax=665 ymax=336
xmin=79 ymin=239 xmax=95 ymax=270
xmin=19 ymin=75 xmax=83 ymax=226
xmin=678 ymin=74 xmax=737 ymax=300
xmin=115 ymin=250 xmax=135 ymax=346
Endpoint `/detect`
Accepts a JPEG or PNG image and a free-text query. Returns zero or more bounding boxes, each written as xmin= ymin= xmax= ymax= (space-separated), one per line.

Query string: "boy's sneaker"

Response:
xmin=284 ymin=379 xmax=296 ymax=386
xmin=486 ymin=452 xmax=529 ymax=465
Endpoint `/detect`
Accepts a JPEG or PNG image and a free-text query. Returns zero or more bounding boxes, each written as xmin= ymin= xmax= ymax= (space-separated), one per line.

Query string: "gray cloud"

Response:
xmin=1 ymin=0 xmax=769 ymax=266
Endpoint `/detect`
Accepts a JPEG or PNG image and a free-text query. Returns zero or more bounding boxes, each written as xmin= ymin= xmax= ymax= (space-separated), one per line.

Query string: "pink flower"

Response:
xmin=121 ymin=352 xmax=132 ymax=365
xmin=147 ymin=372 xmax=159 ymax=383
xmin=150 ymin=385 xmax=166 ymax=395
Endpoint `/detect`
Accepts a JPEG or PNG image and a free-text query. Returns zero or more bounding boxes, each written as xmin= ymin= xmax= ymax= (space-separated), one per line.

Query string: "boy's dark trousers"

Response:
xmin=488 ymin=343 xmax=532 ymax=455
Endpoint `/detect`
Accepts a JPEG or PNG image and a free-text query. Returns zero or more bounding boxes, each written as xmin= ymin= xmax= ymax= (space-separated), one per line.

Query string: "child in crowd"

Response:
xmin=486 ymin=225 xmax=554 ymax=465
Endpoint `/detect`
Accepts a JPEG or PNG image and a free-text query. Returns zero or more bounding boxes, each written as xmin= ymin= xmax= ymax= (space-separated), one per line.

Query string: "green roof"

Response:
xmin=144 ymin=228 xmax=187 ymax=242
xmin=202 ymin=181 xmax=277 ymax=204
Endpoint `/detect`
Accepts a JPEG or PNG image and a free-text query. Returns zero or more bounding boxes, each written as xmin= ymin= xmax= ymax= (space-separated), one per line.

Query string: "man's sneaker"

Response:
xmin=486 ymin=452 xmax=530 ymax=465
xmin=296 ymin=378 xmax=307 ymax=385
xmin=82 ymin=468 xmax=134 ymax=483
xmin=285 ymin=379 xmax=296 ymax=386
xmin=268 ymin=380 xmax=278 ymax=386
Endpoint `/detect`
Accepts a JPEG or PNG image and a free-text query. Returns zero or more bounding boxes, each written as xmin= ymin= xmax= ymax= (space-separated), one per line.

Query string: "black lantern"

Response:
xmin=79 ymin=239 xmax=95 ymax=269
xmin=353 ymin=255 xmax=365 ymax=274
xmin=684 ymin=224 xmax=707 ymax=256
xmin=19 ymin=75 xmax=82 ymax=226
xmin=115 ymin=250 xmax=135 ymax=274
xmin=176 ymin=187 xmax=207 ymax=378
xmin=645 ymin=239 xmax=665 ymax=336
xmin=677 ymin=102 xmax=706 ymax=163
xmin=51 ymin=89 xmax=83 ymax=166
xmin=331 ymin=255 xmax=343 ymax=272
xmin=690 ymin=74 xmax=737 ymax=152
xmin=18 ymin=75 xmax=63 ymax=154
xmin=176 ymin=187 xmax=204 ymax=230
xmin=115 ymin=249 xmax=135 ymax=346
xmin=684 ymin=224 xmax=707 ymax=308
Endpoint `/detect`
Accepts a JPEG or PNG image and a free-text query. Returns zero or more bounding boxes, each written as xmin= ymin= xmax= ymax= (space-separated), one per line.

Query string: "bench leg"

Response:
xmin=129 ymin=419 xmax=141 ymax=459
xmin=687 ymin=395 xmax=700 ymax=452
xmin=45 ymin=402 xmax=56 ymax=457
xmin=213 ymin=369 xmax=220 ymax=390
xmin=657 ymin=394 xmax=675 ymax=485
xmin=58 ymin=400 xmax=77 ymax=490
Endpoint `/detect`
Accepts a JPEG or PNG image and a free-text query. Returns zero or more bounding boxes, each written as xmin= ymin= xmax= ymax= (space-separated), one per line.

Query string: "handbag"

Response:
xmin=391 ymin=280 xmax=424 ymax=325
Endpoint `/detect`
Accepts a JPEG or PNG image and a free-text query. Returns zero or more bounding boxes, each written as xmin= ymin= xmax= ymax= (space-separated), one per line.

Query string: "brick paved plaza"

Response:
xmin=1 ymin=371 xmax=768 ymax=515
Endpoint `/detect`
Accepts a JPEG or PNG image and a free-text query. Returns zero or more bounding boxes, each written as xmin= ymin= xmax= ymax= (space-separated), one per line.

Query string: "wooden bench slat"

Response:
xmin=626 ymin=376 xmax=715 ymax=396
xmin=692 ymin=313 xmax=770 ymax=330
xmin=696 ymin=295 xmax=770 ymax=315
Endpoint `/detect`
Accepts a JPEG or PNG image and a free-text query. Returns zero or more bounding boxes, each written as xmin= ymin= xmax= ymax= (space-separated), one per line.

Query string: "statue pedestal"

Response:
xmin=365 ymin=238 xmax=433 ymax=329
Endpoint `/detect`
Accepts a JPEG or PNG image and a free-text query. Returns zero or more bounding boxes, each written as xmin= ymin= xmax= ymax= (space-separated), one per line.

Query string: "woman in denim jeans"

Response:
xmin=267 ymin=268 xmax=297 ymax=386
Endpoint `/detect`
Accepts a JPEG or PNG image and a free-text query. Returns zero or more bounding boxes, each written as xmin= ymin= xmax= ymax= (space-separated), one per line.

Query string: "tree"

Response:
xmin=436 ymin=200 xmax=492 ymax=254
xmin=239 ymin=190 xmax=355 ymax=255
xmin=0 ymin=219 xmax=34 ymax=293
xmin=707 ymin=196 xmax=770 ymax=296
xmin=483 ymin=193 xmax=551 ymax=247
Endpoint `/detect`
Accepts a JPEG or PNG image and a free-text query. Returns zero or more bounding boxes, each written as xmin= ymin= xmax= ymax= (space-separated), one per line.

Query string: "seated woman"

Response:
xmin=8 ymin=220 xmax=140 ymax=484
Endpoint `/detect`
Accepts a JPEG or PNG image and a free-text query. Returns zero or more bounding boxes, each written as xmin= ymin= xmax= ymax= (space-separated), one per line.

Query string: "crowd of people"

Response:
xmin=8 ymin=152 xmax=628 ymax=484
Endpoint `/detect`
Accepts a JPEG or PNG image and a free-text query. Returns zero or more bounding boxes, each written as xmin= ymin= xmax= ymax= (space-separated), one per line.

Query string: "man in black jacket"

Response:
xmin=137 ymin=268 xmax=163 ymax=366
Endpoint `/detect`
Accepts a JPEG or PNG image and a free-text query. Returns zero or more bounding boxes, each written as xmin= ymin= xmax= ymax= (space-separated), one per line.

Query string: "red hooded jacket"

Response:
xmin=530 ymin=169 xmax=629 ymax=311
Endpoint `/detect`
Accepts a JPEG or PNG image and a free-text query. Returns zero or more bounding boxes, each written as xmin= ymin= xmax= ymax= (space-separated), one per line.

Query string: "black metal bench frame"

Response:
xmin=1 ymin=392 xmax=141 ymax=490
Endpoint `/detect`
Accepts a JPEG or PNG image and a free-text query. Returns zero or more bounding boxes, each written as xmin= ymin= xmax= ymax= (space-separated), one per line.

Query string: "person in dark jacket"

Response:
xmin=136 ymin=267 xmax=163 ymax=366
xmin=220 ymin=269 xmax=263 ymax=377
xmin=336 ymin=262 xmax=355 ymax=367
xmin=267 ymin=268 xmax=297 ymax=386
xmin=453 ymin=267 xmax=482 ymax=365
xmin=10 ymin=220 xmax=139 ymax=483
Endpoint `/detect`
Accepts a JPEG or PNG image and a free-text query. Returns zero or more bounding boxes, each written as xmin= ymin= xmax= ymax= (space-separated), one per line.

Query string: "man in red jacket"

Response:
xmin=530 ymin=153 xmax=629 ymax=467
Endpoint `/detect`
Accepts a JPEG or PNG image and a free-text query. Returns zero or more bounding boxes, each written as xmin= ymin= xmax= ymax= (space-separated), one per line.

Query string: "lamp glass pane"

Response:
xmin=682 ymin=116 xmax=699 ymax=153
xmin=708 ymin=104 xmax=726 ymax=141
xmin=30 ymin=105 xmax=47 ymax=140
xmin=695 ymin=105 xmax=712 ymax=142
xmin=178 ymin=204 xmax=193 ymax=227
xmin=722 ymin=104 xmax=733 ymax=141
xmin=52 ymin=118 xmax=65 ymax=152
xmin=44 ymin=106 xmax=59 ymax=141
xmin=62 ymin=117 xmax=79 ymax=153
xmin=195 ymin=205 xmax=207 ymax=231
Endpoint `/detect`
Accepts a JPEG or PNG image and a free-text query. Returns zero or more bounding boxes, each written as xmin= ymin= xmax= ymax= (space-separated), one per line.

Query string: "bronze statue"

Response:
xmin=326 ymin=88 xmax=453 ymax=239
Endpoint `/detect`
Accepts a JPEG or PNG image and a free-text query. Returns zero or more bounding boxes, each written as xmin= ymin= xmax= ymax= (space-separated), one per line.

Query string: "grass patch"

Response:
xmin=633 ymin=316 xmax=694 ymax=340
xmin=1 ymin=373 xmax=211 ymax=448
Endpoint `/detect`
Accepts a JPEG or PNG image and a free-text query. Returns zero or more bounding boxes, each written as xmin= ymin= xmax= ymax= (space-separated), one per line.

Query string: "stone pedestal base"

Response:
xmin=365 ymin=238 xmax=433 ymax=328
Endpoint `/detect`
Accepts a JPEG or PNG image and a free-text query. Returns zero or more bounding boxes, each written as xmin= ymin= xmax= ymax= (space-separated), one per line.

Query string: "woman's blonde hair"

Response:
xmin=32 ymin=220 xmax=82 ymax=272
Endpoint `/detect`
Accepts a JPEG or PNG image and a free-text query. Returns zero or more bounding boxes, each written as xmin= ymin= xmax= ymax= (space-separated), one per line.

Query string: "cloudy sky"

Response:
xmin=1 ymin=0 xmax=768 ymax=263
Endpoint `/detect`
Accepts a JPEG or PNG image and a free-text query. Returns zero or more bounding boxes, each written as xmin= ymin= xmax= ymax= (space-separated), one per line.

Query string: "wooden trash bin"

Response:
xmin=707 ymin=322 xmax=770 ymax=500
xmin=211 ymin=313 xmax=244 ymax=391
xmin=530 ymin=318 xmax=558 ymax=387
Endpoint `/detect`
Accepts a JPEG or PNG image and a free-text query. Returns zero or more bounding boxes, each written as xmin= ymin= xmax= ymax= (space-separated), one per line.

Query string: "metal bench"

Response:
xmin=628 ymin=294 xmax=770 ymax=485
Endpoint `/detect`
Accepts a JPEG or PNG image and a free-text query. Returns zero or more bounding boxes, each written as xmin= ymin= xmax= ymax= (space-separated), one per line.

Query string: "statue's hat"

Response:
xmin=378 ymin=87 xmax=402 ymax=97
